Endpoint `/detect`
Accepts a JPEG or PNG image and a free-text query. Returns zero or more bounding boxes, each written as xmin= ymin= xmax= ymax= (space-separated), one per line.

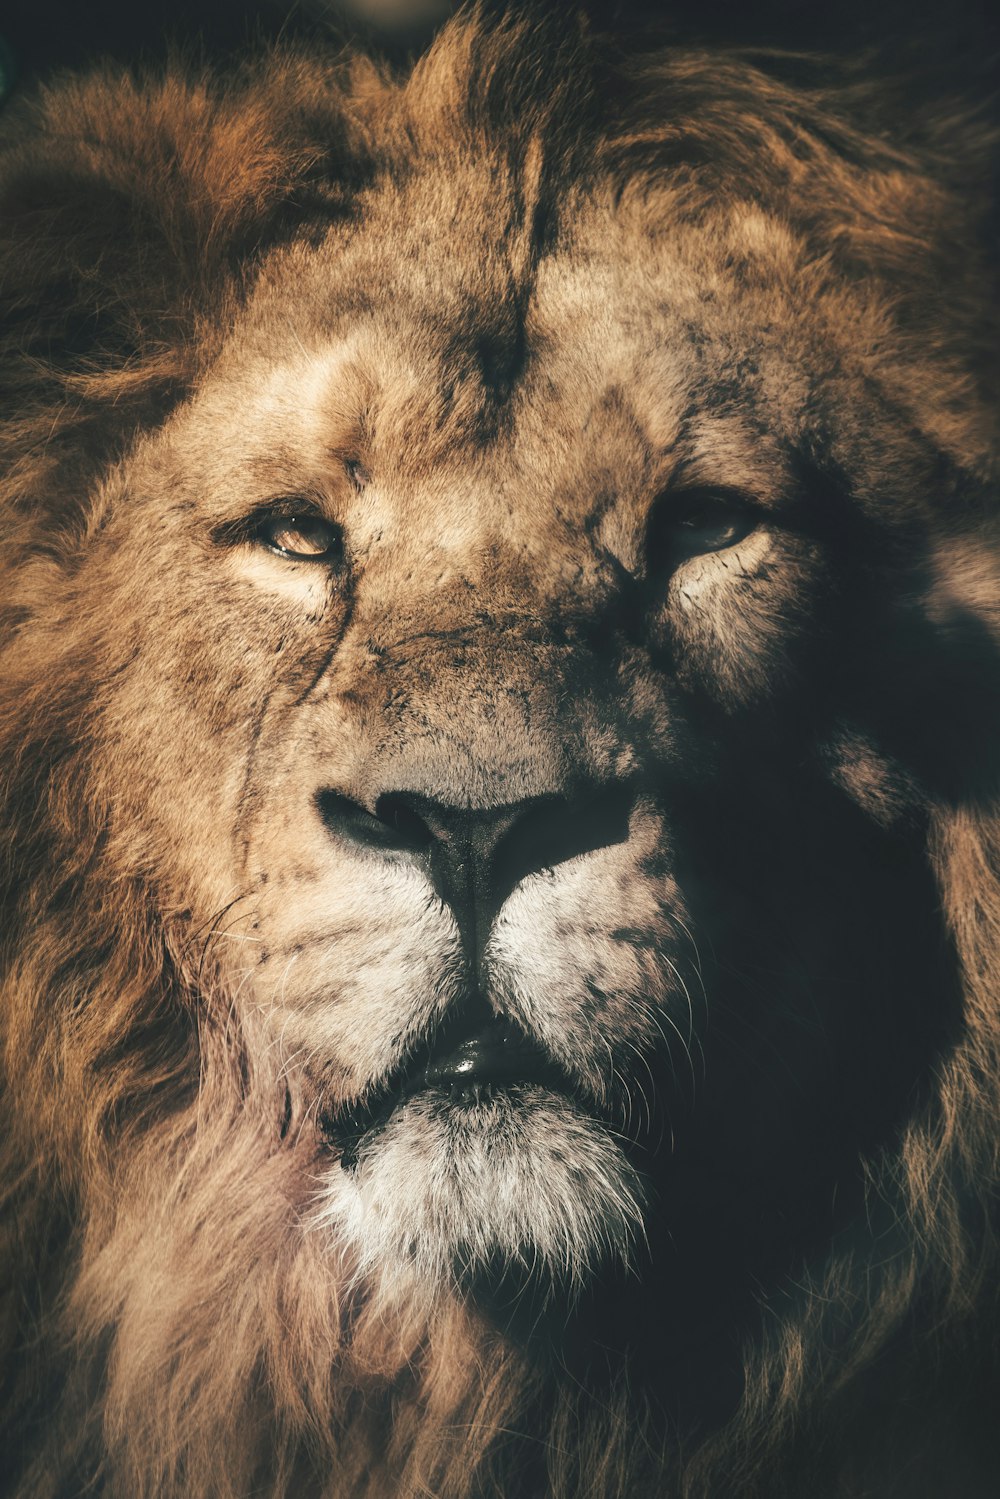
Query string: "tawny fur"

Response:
xmin=1 ymin=8 xmax=998 ymax=1497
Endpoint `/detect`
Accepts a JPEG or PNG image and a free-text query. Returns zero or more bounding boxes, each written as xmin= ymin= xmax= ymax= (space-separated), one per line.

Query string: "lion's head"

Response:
xmin=2 ymin=10 xmax=998 ymax=1498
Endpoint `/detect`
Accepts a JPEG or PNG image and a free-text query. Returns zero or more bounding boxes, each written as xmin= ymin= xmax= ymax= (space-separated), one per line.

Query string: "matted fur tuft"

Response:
xmin=1 ymin=7 xmax=999 ymax=1497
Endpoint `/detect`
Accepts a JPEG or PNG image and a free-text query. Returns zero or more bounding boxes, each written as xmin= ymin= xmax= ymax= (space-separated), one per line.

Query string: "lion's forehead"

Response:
xmin=195 ymin=192 xmax=829 ymax=546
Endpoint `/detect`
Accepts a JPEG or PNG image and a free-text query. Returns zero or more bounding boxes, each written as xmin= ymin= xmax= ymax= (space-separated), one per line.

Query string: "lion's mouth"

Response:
xmin=322 ymin=1010 xmax=572 ymax=1171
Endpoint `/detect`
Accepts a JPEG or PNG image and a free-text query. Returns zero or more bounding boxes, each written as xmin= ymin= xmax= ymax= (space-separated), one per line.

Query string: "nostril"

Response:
xmin=490 ymin=784 xmax=634 ymax=906
xmin=316 ymin=790 xmax=434 ymax=854
xmin=317 ymin=782 xmax=635 ymax=950
xmin=373 ymin=792 xmax=436 ymax=851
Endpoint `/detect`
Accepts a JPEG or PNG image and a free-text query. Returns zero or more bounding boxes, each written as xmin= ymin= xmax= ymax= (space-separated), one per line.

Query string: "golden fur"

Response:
xmin=1 ymin=8 xmax=998 ymax=1496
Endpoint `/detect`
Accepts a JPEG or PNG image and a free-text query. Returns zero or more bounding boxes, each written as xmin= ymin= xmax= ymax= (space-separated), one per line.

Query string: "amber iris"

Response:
xmin=260 ymin=513 xmax=342 ymax=561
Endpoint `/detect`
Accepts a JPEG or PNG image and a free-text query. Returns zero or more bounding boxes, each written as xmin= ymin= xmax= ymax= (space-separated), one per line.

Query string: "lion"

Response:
xmin=1 ymin=7 xmax=998 ymax=1497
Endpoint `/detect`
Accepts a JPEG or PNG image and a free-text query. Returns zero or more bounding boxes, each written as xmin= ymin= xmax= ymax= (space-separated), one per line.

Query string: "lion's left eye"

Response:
xmin=647 ymin=488 xmax=757 ymax=567
xmin=258 ymin=513 xmax=342 ymax=562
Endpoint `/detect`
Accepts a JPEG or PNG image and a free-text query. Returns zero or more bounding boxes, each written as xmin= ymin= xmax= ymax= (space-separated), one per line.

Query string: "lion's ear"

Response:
xmin=0 ymin=55 xmax=362 ymax=527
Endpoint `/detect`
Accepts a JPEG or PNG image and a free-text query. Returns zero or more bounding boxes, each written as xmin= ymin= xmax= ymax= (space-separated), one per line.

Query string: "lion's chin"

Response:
xmin=313 ymin=1087 xmax=646 ymax=1293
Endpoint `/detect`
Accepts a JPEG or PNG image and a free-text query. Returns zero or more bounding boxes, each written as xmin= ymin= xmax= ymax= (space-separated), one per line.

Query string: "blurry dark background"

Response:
xmin=1 ymin=0 xmax=997 ymax=83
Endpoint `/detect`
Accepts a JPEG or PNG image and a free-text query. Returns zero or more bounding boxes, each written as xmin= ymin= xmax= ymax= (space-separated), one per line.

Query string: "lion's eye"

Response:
xmin=647 ymin=488 xmax=757 ymax=568
xmin=258 ymin=513 xmax=342 ymax=562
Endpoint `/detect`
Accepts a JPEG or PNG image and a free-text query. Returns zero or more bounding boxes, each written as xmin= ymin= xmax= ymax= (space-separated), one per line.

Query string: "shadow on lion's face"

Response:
xmin=88 ymin=164 xmax=964 ymax=1329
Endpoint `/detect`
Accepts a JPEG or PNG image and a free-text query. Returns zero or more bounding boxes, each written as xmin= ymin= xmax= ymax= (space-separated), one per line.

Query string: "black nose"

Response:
xmin=317 ymin=784 xmax=633 ymax=964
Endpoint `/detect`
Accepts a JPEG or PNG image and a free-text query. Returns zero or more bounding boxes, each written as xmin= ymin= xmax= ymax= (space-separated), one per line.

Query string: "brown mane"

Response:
xmin=1 ymin=10 xmax=998 ymax=1496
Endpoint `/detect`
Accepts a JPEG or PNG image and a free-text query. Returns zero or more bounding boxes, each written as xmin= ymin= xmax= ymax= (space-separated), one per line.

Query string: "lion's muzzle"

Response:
xmin=316 ymin=781 xmax=634 ymax=967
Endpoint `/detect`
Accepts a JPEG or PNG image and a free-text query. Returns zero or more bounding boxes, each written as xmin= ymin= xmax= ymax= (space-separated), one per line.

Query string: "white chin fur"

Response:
xmin=313 ymin=1088 xmax=646 ymax=1293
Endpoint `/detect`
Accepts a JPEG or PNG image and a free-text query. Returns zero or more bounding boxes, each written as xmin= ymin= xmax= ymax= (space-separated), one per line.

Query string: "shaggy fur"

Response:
xmin=1 ymin=7 xmax=999 ymax=1497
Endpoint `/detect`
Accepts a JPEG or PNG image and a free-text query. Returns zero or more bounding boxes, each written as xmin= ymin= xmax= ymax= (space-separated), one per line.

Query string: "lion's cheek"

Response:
xmin=93 ymin=671 xmax=255 ymax=923
xmin=663 ymin=533 xmax=824 ymax=707
xmin=248 ymin=855 xmax=464 ymax=1096
xmin=485 ymin=810 xmax=695 ymax=1099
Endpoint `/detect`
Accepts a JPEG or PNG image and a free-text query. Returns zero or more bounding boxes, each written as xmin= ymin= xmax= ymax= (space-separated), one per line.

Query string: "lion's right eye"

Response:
xmin=257 ymin=513 xmax=343 ymax=562
xmin=646 ymin=487 xmax=758 ymax=570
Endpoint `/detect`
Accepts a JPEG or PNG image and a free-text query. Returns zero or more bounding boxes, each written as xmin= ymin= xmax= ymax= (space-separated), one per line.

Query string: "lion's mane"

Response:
xmin=1 ymin=10 xmax=998 ymax=1497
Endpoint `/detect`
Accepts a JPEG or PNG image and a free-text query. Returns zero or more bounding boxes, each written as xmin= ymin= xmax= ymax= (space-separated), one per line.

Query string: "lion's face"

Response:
xmin=81 ymin=161 xmax=950 ymax=1294
xmin=4 ymin=18 xmax=1000 ymax=1495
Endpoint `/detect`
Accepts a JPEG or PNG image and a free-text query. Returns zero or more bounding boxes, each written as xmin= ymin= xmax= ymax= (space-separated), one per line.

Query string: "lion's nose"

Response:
xmin=317 ymin=785 xmax=633 ymax=964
